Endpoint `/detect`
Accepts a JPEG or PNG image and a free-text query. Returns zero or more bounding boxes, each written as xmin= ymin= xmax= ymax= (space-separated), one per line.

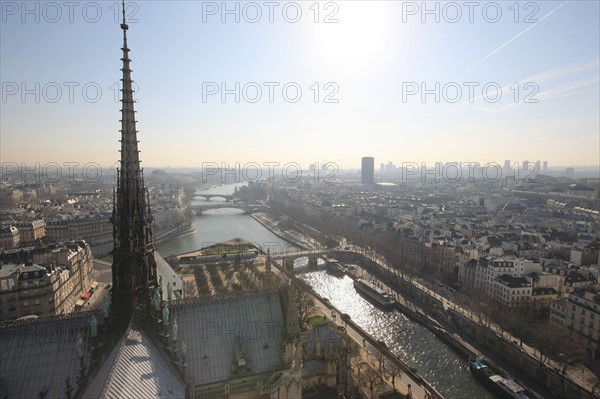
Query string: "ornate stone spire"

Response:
xmin=111 ymin=0 xmax=157 ymax=328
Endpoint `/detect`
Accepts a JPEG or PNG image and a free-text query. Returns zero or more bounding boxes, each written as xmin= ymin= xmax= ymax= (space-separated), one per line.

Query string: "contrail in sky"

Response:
xmin=466 ymin=1 xmax=569 ymax=72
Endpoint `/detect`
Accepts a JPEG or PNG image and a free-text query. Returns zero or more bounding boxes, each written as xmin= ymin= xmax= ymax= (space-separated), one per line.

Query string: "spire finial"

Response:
xmin=121 ymin=0 xmax=128 ymax=30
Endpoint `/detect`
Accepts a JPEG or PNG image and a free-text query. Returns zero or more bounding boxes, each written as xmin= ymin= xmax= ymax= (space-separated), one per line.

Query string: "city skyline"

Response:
xmin=1 ymin=1 xmax=599 ymax=168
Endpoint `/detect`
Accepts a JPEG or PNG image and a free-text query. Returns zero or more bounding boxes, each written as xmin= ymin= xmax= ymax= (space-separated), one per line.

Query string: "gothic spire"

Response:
xmin=111 ymin=0 xmax=157 ymax=329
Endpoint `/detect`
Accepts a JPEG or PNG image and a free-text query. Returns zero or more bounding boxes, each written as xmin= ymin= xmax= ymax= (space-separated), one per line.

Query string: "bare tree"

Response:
xmin=554 ymin=327 xmax=586 ymax=399
xmin=365 ymin=369 xmax=384 ymax=399
xmin=531 ymin=321 xmax=558 ymax=372
xmin=588 ymin=361 xmax=600 ymax=399
xmin=495 ymin=304 xmax=532 ymax=345
xmin=470 ymin=288 xmax=493 ymax=328
xmin=373 ymin=350 xmax=386 ymax=374
xmin=291 ymin=279 xmax=316 ymax=330
xmin=384 ymin=361 xmax=402 ymax=391
xmin=489 ymin=299 xmax=511 ymax=339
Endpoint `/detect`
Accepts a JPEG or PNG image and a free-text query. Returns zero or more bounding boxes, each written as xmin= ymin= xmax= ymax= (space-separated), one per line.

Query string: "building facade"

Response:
xmin=0 ymin=226 xmax=20 ymax=250
xmin=14 ymin=220 xmax=46 ymax=246
xmin=550 ymin=289 xmax=600 ymax=361
xmin=46 ymin=213 xmax=113 ymax=257
xmin=0 ymin=240 xmax=93 ymax=321
xmin=475 ymin=256 xmax=539 ymax=291
xmin=492 ymin=275 xmax=532 ymax=307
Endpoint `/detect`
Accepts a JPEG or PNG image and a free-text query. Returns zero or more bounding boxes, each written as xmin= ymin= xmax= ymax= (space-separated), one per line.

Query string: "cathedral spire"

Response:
xmin=111 ymin=0 xmax=157 ymax=329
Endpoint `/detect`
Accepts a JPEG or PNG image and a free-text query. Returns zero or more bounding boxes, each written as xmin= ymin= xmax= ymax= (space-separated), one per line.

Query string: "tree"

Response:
xmin=490 ymin=300 xmax=511 ymax=339
xmin=373 ymin=349 xmax=386 ymax=374
xmin=291 ymin=279 xmax=316 ymax=329
xmin=531 ymin=321 xmax=559 ymax=372
xmin=384 ymin=362 xmax=402 ymax=391
xmin=495 ymin=304 xmax=533 ymax=345
xmin=365 ymin=369 xmax=384 ymax=399
xmin=588 ymin=361 xmax=600 ymax=399
xmin=470 ymin=288 xmax=493 ymax=328
xmin=554 ymin=327 xmax=586 ymax=399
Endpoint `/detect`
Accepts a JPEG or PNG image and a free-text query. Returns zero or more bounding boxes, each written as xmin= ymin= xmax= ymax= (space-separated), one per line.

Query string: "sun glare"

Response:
xmin=309 ymin=2 xmax=394 ymax=78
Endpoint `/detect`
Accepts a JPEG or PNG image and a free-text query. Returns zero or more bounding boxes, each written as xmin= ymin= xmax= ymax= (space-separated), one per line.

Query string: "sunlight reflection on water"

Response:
xmin=298 ymin=267 xmax=493 ymax=399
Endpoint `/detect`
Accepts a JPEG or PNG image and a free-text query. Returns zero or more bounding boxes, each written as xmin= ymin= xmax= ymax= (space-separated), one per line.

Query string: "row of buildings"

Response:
xmin=0 ymin=187 xmax=189 ymax=256
xmin=264 ymin=169 xmax=600 ymax=362
xmin=0 ymin=240 xmax=93 ymax=321
xmin=0 ymin=220 xmax=47 ymax=249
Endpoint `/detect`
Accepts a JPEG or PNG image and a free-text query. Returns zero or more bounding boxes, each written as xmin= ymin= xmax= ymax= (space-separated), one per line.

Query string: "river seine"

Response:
xmin=156 ymin=184 xmax=494 ymax=398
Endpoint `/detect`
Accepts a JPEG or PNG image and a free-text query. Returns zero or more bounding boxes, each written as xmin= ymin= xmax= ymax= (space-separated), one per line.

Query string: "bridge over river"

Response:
xmin=190 ymin=193 xmax=234 ymax=201
xmin=188 ymin=203 xmax=266 ymax=214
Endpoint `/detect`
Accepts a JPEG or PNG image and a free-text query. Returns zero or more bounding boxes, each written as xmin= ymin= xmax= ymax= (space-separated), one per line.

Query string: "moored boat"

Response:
xmin=353 ymin=279 xmax=395 ymax=309
xmin=469 ymin=356 xmax=531 ymax=399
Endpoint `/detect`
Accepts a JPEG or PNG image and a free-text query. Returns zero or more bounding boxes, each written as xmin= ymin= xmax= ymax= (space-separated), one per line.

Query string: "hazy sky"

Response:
xmin=1 ymin=1 xmax=599 ymax=169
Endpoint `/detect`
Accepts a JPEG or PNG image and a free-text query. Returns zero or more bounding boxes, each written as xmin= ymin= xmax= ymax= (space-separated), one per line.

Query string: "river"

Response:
xmin=157 ymin=183 xmax=295 ymax=257
xmin=297 ymin=266 xmax=493 ymax=398
xmin=156 ymin=183 xmax=494 ymax=398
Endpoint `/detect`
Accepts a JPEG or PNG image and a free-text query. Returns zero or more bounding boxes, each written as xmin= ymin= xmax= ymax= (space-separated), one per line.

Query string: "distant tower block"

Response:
xmin=361 ymin=157 xmax=375 ymax=185
xmin=566 ymin=167 xmax=575 ymax=178
xmin=308 ymin=253 xmax=318 ymax=268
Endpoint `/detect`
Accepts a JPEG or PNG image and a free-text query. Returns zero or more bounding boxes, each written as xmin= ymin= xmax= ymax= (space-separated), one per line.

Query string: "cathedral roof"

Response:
xmin=170 ymin=289 xmax=288 ymax=387
xmin=82 ymin=323 xmax=185 ymax=399
xmin=0 ymin=312 xmax=98 ymax=399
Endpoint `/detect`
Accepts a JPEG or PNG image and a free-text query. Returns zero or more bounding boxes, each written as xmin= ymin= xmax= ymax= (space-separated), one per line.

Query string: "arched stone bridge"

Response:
xmin=188 ymin=203 xmax=266 ymax=215
xmin=191 ymin=194 xmax=234 ymax=201
xmin=270 ymin=248 xmax=332 ymax=270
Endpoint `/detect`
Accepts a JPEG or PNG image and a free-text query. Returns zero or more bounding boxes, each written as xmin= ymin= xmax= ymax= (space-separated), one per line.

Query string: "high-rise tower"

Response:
xmin=361 ymin=156 xmax=375 ymax=185
xmin=111 ymin=0 xmax=157 ymax=327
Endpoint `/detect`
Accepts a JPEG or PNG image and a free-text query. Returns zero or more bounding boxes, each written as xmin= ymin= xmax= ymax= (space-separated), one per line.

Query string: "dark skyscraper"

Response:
xmin=361 ymin=156 xmax=375 ymax=185
xmin=111 ymin=2 xmax=157 ymax=327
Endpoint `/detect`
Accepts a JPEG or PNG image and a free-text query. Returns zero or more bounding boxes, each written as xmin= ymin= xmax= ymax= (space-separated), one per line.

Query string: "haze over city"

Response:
xmin=1 ymin=0 xmax=599 ymax=168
